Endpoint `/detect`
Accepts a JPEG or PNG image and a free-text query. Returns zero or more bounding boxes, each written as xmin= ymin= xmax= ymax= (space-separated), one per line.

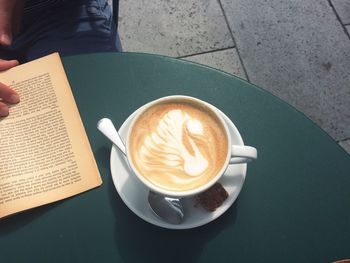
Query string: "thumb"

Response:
xmin=0 ymin=1 xmax=16 ymax=46
xmin=0 ymin=82 xmax=20 ymax=104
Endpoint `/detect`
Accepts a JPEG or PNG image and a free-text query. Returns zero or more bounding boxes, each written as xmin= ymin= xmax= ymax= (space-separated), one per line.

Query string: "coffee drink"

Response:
xmin=128 ymin=98 xmax=229 ymax=192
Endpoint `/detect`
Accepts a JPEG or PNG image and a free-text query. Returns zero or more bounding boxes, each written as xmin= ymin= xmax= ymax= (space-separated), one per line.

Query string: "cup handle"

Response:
xmin=229 ymin=145 xmax=257 ymax=164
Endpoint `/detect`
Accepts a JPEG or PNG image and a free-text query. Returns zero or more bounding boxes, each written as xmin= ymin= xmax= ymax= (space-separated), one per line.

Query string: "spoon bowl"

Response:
xmin=148 ymin=191 xmax=184 ymax=225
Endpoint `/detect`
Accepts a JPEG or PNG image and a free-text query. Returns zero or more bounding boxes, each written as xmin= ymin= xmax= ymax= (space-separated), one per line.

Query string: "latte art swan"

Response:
xmin=129 ymin=102 xmax=228 ymax=192
xmin=142 ymin=109 xmax=208 ymax=176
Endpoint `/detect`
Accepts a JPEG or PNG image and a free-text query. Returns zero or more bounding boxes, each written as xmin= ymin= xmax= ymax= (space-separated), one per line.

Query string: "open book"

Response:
xmin=0 ymin=53 xmax=102 ymax=218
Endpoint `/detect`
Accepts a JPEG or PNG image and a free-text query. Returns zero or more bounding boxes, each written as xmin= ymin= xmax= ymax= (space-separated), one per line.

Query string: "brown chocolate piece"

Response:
xmin=196 ymin=183 xmax=228 ymax=212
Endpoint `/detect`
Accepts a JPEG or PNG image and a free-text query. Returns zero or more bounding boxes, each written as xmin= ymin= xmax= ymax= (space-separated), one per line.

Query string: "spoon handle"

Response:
xmin=97 ymin=118 xmax=126 ymax=155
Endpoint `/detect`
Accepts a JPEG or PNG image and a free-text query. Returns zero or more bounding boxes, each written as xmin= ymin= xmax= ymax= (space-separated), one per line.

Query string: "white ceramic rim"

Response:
xmin=125 ymin=95 xmax=233 ymax=198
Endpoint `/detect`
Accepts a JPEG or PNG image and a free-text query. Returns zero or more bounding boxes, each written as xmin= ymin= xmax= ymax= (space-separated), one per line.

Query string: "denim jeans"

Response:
xmin=0 ymin=0 xmax=121 ymax=63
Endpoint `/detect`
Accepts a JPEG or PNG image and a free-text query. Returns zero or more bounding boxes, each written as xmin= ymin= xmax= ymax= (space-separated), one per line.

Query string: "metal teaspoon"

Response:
xmin=97 ymin=118 xmax=184 ymax=225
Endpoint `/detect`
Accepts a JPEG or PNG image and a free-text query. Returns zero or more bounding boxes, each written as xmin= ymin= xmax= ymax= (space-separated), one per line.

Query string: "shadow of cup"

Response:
xmin=107 ymin=172 xmax=239 ymax=263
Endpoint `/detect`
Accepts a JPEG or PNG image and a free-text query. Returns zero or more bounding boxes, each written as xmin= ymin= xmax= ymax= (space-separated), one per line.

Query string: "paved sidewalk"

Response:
xmin=117 ymin=0 xmax=350 ymax=154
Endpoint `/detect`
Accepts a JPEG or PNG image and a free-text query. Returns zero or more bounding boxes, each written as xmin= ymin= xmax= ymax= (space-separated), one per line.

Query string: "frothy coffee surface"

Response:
xmin=129 ymin=100 xmax=228 ymax=192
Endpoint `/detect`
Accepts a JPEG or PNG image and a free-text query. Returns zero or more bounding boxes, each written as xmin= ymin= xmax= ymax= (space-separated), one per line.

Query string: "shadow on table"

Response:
xmin=0 ymin=202 xmax=60 ymax=236
xmin=108 ymin=175 xmax=238 ymax=263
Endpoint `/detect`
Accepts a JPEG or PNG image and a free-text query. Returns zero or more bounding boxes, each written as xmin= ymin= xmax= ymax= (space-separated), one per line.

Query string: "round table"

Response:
xmin=1 ymin=53 xmax=349 ymax=262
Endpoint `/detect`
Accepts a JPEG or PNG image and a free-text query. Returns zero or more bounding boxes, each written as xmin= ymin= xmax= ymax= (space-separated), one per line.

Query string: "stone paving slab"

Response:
xmin=183 ymin=48 xmax=247 ymax=79
xmin=332 ymin=0 xmax=350 ymax=25
xmin=339 ymin=139 xmax=350 ymax=154
xmin=221 ymin=0 xmax=350 ymax=141
xmin=118 ymin=0 xmax=233 ymax=57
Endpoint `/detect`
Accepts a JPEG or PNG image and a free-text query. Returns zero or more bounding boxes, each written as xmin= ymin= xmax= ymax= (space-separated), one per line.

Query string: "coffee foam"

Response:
xmin=129 ymin=100 xmax=228 ymax=192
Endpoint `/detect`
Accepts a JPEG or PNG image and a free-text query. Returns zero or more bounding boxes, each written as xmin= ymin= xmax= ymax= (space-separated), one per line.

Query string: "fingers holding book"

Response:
xmin=0 ymin=59 xmax=20 ymax=117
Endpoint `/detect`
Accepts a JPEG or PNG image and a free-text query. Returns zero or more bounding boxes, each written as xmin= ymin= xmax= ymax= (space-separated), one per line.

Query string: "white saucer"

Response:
xmin=110 ymin=107 xmax=247 ymax=229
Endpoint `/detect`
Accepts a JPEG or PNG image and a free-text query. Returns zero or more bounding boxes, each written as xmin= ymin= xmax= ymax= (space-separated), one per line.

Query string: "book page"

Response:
xmin=0 ymin=53 xmax=102 ymax=218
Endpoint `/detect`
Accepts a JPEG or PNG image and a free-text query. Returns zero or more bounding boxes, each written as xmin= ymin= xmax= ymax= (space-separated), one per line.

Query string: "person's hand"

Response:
xmin=0 ymin=59 xmax=20 ymax=117
xmin=0 ymin=0 xmax=23 ymax=46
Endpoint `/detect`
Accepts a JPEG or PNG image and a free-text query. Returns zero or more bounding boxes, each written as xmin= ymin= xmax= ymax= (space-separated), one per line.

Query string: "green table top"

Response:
xmin=1 ymin=52 xmax=349 ymax=262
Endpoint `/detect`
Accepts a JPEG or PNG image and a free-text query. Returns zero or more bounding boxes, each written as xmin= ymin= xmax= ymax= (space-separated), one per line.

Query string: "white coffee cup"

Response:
xmin=126 ymin=95 xmax=257 ymax=198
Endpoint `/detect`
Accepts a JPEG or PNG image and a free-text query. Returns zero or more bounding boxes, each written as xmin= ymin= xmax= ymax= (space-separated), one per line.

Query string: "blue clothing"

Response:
xmin=1 ymin=0 xmax=121 ymax=63
xmin=24 ymin=0 xmax=68 ymax=13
